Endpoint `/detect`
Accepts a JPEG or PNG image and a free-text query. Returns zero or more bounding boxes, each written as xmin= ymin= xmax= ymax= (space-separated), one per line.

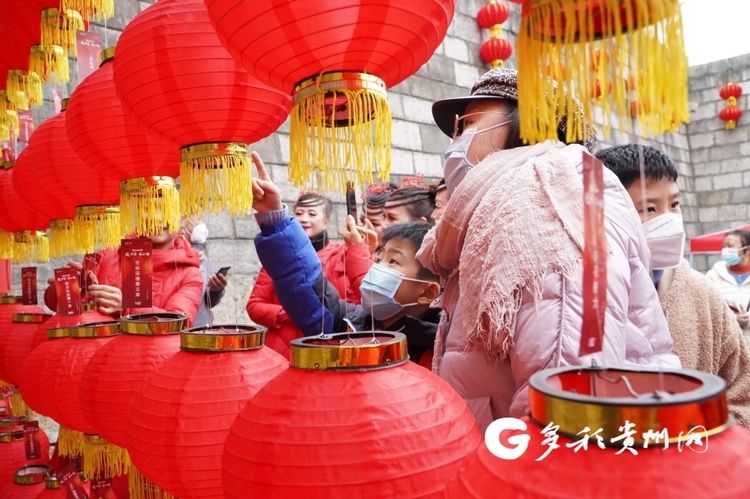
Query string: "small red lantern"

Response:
xmin=0 ymin=464 xmax=53 ymax=498
xmin=719 ymin=82 xmax=743 ymax=103
xmin=126 ymin=326 xmax=287 ymax=499
xmin=719 ymin=105 xmax=743 ymax=130
xmin=113 ymin=0 xmax=292 ymax=217
xmin=66 ymin=48 xmax=181 ymax=238
xmin=0 ymin=437 xmax=50 ymax=488
xmin=222 ymin=332 xmax=481 ymax=498
xmin=480 ymin=38 xmax=514 ymax=68
xmin=592 ymin=78 xmax=613 ymax=99
xmin=477 ymin=0 xmax=510 ymax=29
xmin=0 ymin=310 xmax=51 ymax=387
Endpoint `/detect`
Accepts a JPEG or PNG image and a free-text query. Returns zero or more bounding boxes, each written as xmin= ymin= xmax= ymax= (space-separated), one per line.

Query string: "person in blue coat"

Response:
xmin=250 ymin=152 xmax=441 ymax=365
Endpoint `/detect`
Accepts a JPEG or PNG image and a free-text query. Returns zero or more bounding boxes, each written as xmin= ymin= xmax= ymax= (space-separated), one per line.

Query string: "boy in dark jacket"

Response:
xmin=250 ymin=152 xmax=441 ymax=365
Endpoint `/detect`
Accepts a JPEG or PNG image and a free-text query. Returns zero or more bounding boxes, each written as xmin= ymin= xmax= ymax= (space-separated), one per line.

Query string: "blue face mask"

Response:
xmin=359 ymin=265 xmax=431 ymax=321
xmin=722 ymin=247 xmax=744 ymax=266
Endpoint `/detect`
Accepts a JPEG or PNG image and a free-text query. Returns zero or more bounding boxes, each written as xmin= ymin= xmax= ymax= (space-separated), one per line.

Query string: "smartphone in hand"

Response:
xmin=217 ymin=266 xmax=231 ymax=276
xmin=346 ymin=181 xmax=357 ymax=221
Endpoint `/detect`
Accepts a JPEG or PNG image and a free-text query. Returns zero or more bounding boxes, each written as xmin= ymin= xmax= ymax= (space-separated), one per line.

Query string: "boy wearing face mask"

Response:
xmin=249 ymin=152 xmax=441 ymax=366
xmin=597 ymin=144 xmax=750 ymax=428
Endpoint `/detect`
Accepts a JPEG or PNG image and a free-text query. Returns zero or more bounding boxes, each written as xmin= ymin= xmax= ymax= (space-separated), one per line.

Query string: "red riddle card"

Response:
xmin=76 ymin=31 xmax=102 ymax=83
xmin=90 ymin=477 xmax=113 ymax=499
xmin=23 ymin=420 xmax=41 ymax=459
xmin=21 ymin=267 xmax=37 ymax=305
xmin=55 ymin=267 xmax=82 ymax=316
xmin=121 ymin=239 xmax=153 ymax=309
xmin=57 ymin=464 xmax=89 ymax=499
xmin=81 ymin=253 xmax=101 ymax=301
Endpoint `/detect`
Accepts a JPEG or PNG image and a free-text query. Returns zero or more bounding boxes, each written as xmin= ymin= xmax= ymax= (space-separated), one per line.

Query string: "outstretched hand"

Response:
xmin=251 ymin=151 xmax=283 ymax=213
xmin=342 ymin=215 xmax=364 ymax=246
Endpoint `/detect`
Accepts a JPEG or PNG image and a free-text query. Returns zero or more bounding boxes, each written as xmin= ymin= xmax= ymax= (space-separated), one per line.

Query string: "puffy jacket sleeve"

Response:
xmin=254 ymin=214 xmax=334 ymax=335
xmin=343 ymin=242 xmax=373 ymax=302
xmin=246 ymin=269 xmax=286 ymax=328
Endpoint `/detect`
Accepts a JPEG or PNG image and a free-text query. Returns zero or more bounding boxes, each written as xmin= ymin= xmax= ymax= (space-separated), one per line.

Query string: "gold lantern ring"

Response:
xmin=12 ymin=313 xmax=52 ymax=323
xmin=120 ymin=176 xmax=176 ymax=194
xmin=13 ymin=231 xmax=47 ymax=243
xmin=0 ymin=430 xmax=25 ymax=443
xmin=290 ymin=331 xmax=408 ymax=371
xmin=75 ymin=205 xmax=120 ymax=217
xmin=46 ymin=326 xmax=72 ymax=339
xmin=180 ymin=142 xmax=249 ymax=165
xmin=180 ymin=324 xmax=267 ymax=352
xmin=120 ymin=312 xmax=188 ymax=335
xmin=100 ymin=46 xmax=116 ymax=65
xmin=14 ymin=464 xmax=53 ymax=485
xmin=67 ymin=320 xmax=120 ymax=338
xmin=293 ymin=71 xmax=387 ymax=104
xmin=0 ymin=296 xmax=21 ymax=304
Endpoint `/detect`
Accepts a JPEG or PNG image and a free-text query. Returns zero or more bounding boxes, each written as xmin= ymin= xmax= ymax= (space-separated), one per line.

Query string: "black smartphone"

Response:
xmin=346 ymin=181 xmax=357 ymax=220
xmin=217 ymin=266 xmax=231 ymax=276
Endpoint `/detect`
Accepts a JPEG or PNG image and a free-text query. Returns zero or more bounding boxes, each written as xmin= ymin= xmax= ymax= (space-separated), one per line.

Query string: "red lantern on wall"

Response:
xmin=719 ymin=82 xmax=743 ymax=130
xmin=480 ymin=38 xmax=514 ymax=68
xmin=719 ymin=82 xmax=743 ymax=103
xmin=477 ymin=0 xmax=510 ymax=28
xmin=113 ymin=0 xmax=291 ymax=217
xmin=126 ymin=326 xmax=287 ymax=499
xmin=222 ymin=332 xmax=481 ymax=498
xmin=719 ymin=106 xmax=743 ymax=130
xmin=204 ymin=0 xmax=455 ymax=192
xmin=67 ymin=48 xmax=181 ymax=238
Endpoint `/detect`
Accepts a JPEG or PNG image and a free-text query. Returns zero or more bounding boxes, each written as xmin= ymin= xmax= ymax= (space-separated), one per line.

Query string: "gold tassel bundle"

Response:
xmin=57 ymin=426 xmax=85 ymax=459
xmin=63 ymin=0 xmax=115 ymax=21
xmin=180 ymin=143 xmax=253 ymax=216
xmin=81 ymin=433 xmax=129 ymax=480
xmin=290 ymin=72 xmax=391 ymax=193
xmin=516 ymin=0 xmax=689 ymax=143
xmin=0 ymin=92 xmax=18 ymax=139
xmin=13 ymin=231 xmax=49 ymax=264
xmin=49 ymin=219 xmax=78 ymax=258
xmin=41 ymin=8 xmax=85 ymax=57
xmin=6 ymin=70 xmax=43 ymax=110
xmin=120 ymin=177 xmax=180 ymax=238
xmin=73 ymin=205 xmax=121 ymax=255
xmin=129 ymin=464 xmax=175 ymax=499
xmin=10 ymin=388 xmax=29 ymax=417
xmin=0 ymin=229 xmax=13 ymax=259
xmin=29 ymin=44 xmax=70 ymax=84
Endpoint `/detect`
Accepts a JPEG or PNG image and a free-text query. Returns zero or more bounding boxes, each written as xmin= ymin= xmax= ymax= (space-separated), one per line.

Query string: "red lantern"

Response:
xmin=0 ymin=162 xmax=49 ymax=263
xmin=719 ymin=82 xmax=743 ymax=102
xmin=222 ymin=332 xmax=481 ymax=498
xmin=479 ymin=38 xmax=514 ymax=68
xmin=0 ymin=464 xmax=53 ymax=498
xmin=13 ymin=104 xmax=121 ymax=256
xmin=67 ymin=48 xmax=181 ymax=238
xmin=79 ymin=313 xmax=187 ymax=479
xmin=112 ymin=0 xmax=291 ymax=217
xmin=477 ymin=0 xmax=510 ymax=29
xmin=592 ymin=78 xmax=613 ymax=99
xmin=17 ymin=324 xmax=71 ymax=417
xmin=204 ymin=0 xmax=455 ymax=192
xmin=719 ymin=105 xmax=743 ymax=130
xmin=0 ymin=437 xmax=50 ymax=488
xmin=0 ymin=310 xmax=51 ymax=387
xmin=126 ymin=326 xmax=287 ymax=499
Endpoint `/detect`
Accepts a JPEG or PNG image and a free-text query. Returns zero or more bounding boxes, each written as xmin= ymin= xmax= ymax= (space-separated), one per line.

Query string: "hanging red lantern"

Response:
xmin=79 ymin=313 xmax=187 ymax=479
xmin=719 ymin=82 xmax=743 ymax=103
xmin=479 ymin=38 xmax=514 ymax=68
xmin=477 ymin=0 xmax=510 ymax=29
xmin=0 ymin=162 xmax=49 ymax=263
xmin=592 ymin=78 xmax=613 ymax=99
xmin=719 ymin=105 xmax=743 ymax=130
xmin=112 ymin=0 xmax=291 ymax=217
xmin=67 ymin=48 xmax=181 ymax=238
xmin=445 ymin=367 xmax=750 ymax=498
xmin=126 ymin=326 xmax=287 ymax=499
xmin=0 ymin=437 xmax=50 ymax=488
xmin=222 ymin=332 xmax=481 ymax=498
xmin=13 ymin=102 xmax=121 ymax=256
xmin=204 ymin=0 xmax=455 ymax=193
xmin=0 ymin=8 xmax=44 ymax=108
xmin=0 ymin=310 xmax=51 ymax=387
xmin=17 ymin=326 xmax=70 ymax=418
xmin=0 ymin=464 xmax=53 ymax=498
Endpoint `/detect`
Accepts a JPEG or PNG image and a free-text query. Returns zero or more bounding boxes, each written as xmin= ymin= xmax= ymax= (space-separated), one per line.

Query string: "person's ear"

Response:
xmin=416 ymin=281 xmax=440 ymax=305
xmin=418 ymin=216 xmax=428 ymax=223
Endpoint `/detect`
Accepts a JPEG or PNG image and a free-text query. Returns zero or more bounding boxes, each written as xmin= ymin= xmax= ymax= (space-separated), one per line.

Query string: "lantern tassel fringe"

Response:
xmin=10 ymin=390 xmax=28 ymax=417
xmin=29 ymin=45 xmax=70 ymax=85
xmin=57 ymin=426 xmax=85 ymax=459
xmin=0 ymin=229 xmax=13 ymax=259
xmin=73 ymin=207 xmax=121 ymax=255
xmin=516 ymin=0 xmax=689 ymax=144
xmin=129 ymin=465 xmax=175 ymax=499
xmin=120 ymin=180 xmax=180 ymax=238
xmin=6 ymin=71 xmax=43 ymax=110
xmin=41 ymin=8 xmax=85 ymax=56
xmin=81 ymin=436 xmax=129 ymax=480
xmin=290 ymin=88 xmax=392 ymax=192
xmin=13 ymin=232 xmax=50 ymax=264
xmin=63 ymin=0 xmax=115 ymax=21
xmin=49 ymin=219 xmax=78 ymax=258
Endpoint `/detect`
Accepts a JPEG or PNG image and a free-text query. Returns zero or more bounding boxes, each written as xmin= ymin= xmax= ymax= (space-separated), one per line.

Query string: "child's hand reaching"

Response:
xmin=250 ymin=151 xmax=283 ymax=213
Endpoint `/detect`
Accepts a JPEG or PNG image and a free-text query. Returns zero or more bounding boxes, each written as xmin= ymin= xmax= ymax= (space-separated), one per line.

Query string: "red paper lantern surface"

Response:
xmin=222 ymin=332 xmax=481 ymax=499
xmin=0 ymin=164 xmax=48 ymax=234
xmin=112 ymin=0 xmax=291 ymax=151
xmin=126 ymin=326 xmax=287 ymax=499
xmin=720 ymin=106 xmax=743 ymax=123
xmin=479 ymin=38 xmax=513 ymax=65
xmin=0 ymin=299 xmax=46 ymax=383
xmin=0 ymin=309 xmax=51 ymax=387
xmin=204 ymin=0 xmax=457 ymax=93
xmin=0 ymin=433 xmax=50 ymax=487
xmin=444 ymin=417 xmax=750 ymax=498
xmin=477 ymin=0 xmax=510 ymax=28
xmin=66 ymin=55 xmax=180 ymax=186
xmin=720 ymin=82 xmax=743 ymax=101
xmin=0 ymin=463 xmax=52 ymax=499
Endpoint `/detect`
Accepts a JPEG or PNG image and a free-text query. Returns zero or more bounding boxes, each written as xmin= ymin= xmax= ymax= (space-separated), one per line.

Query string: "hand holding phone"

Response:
xmin=217 ymin=266 xmax=231 ymax=276
xmin=346 ymin=181 xmax=357 ymax=221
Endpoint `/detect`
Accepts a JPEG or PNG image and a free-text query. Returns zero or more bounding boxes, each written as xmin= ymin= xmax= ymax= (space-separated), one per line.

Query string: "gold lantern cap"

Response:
xmin=67 ymin=320 xmax=120 ymax=338
xmin=12 ymin=312 xmax=52 ymax=323
xmin=100 ymin=46 xmax=116 ymax=65
xmin=44 ymin=475 xmax=60 ymax=490
xmin=0 ymin=415 xmax=28 ymax=428
xmin=180 ymin=324 xmax=266 ymax=352
xmin=121 ymin=312 xmax=188 ymax=335
xmin=0 ymin=430 xmax=25 ymax=443
xmin=0 ymin=295 xmax=21 ymax=304
xmin=290 ymin=331 xmax=408 ymax=371
xmin=14 ymin=464 xmax=52 ymax=485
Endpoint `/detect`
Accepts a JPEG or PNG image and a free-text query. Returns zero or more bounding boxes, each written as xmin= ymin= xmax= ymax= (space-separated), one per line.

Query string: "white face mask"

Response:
xmin=642 ymin=213 xmax=684 ymax=270
xmin=190 ymin=222 xmax=209 ymax=245
xmin=442 ymin=120 xmax=512 ymax=194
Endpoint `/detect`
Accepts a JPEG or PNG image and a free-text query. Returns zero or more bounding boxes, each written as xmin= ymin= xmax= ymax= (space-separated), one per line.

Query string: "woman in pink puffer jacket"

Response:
xmin=419 ymin=68 xmax=680 ymax=432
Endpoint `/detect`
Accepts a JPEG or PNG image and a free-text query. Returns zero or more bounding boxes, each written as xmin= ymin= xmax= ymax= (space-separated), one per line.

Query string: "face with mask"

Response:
xmin=722 ymin=234 xmax=749 ymax=267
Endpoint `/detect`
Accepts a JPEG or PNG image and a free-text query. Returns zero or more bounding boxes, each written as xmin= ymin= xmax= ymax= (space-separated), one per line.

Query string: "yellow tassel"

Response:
xmin=73 ymin=205 xmax=121 ymax=255
xmin=6 ymin=71 xmax=43 ymax=110
xmin=0 ymin=229 xmax=13 ymax=259
xmin=120 ymin=177 xmax=180 ymax=238
xmin=516 ymin=0 xmax=689 ymax=143
xmin=57 ymin=426 xmax=85 ymax=459
xmin=180 ymin=143 xmax=253 ymax=217
xmin=63 ymin=0 xmax=114 ymax=21
xmin=0 ymin=123 xmax=9 ymax=142
xmin=10 ymin=390 xmax=28 ymax=417
xmin=49 ymin=219 xmax=78 ymax=258
xmin=81 ymin=434 xmax=129 ymax=480
xmin=41 ymin=8 xmax=85 ymax=57
xmin=129 ymin=464 xmax=175 ymax=499
xmin=29 ymin=45 xmax=70 ymax=85
xmin=1 ymin=109 xmax=19 ymax=137
xmin=290 ymin=71 xmax=391 ymax=194
xmin=13 ymin=231 xmax=49 ymax=264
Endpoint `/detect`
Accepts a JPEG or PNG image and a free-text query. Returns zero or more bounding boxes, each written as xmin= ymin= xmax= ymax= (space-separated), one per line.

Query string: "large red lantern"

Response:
xmin=112 ymin=0 xmax=291 ymax=217
xmin=126 ymin=326 xmax=287 ymax=498
xmin=0 ymin=162 xmax=49 ymax=263
xmin=0 ymin=464 xmax=53 ymax=498
xmin=0 ymin=436 xmax=50 ymax=488
xmin=444 ymin=367 xmax=750 ymax=498
xmin=204 ymin=0 xmax=455 ymax=193
xmin=222 ymin=332 xmax=481 ymax=498
xmin=0 ymin=310 xmax=51 ymax=387
xmin=79 ymin=313 xmax=186 ymax=479
xmin=13 ymin=102 xmax=121 ymax=256
xmin=67 ymin=48 xmax=181 ymax=238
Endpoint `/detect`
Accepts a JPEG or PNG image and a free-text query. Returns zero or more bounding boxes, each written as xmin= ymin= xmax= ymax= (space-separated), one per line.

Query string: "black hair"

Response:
xmin=594 ymin=144 xmax=678 ymax=189
xmin=384 ymin=187 xmax=435 ymax=223
xmin=728 ymin=230 xmax=750 ymax=248
xmin=500 ymin=100 xmax=584 ymax=150
xmin=381 ymin=222 xmax=438 ymax=280
xmin=294 ymin=193 xmax=333 ymax=219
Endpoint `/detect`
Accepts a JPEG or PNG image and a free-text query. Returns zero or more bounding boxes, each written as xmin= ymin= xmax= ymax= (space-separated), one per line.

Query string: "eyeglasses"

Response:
xmin=453 ymin=111 xmax=511 ymax=140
